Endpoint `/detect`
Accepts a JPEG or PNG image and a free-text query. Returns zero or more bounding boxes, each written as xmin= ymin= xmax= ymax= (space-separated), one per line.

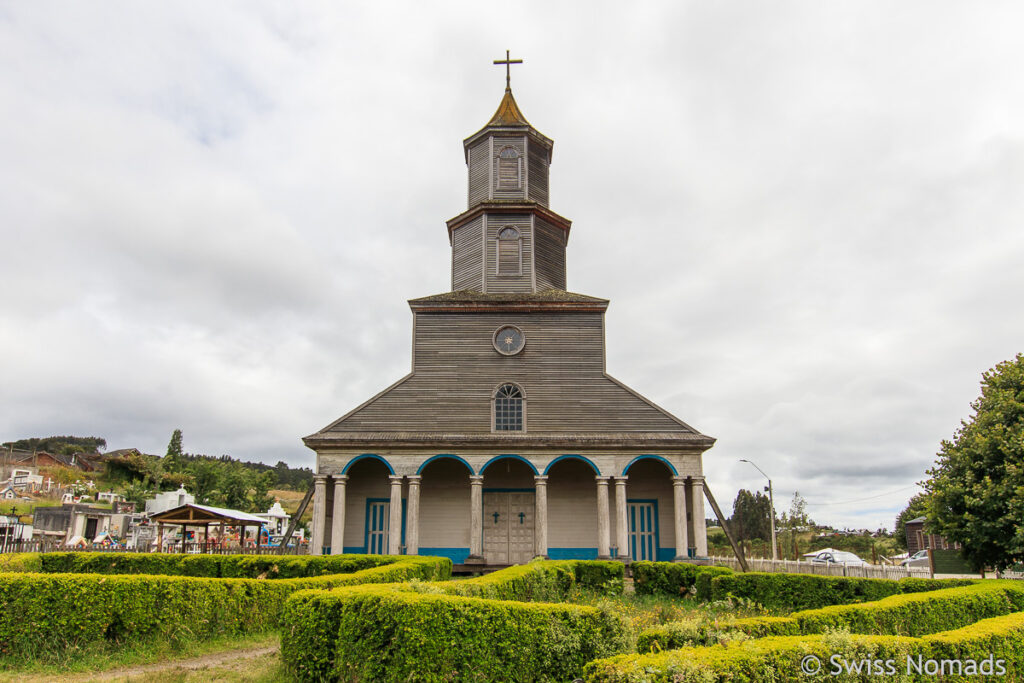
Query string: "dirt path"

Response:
xmin=16 ymin=644 xmax=280 ymax=683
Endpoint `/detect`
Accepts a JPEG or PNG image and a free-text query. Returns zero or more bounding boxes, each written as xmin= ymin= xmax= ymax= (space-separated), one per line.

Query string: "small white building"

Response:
xmin=255 ymin=501 xmax=291 ymax=536
xmin=97 ymin=491 xmax=124 ymax=504
xmin=144 ymin=485 xmax=195 ymax=515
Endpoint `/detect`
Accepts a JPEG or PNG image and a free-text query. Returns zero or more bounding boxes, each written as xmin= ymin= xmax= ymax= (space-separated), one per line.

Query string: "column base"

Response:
xmin=463 ymin=554 xmax=486 ymax=565
xmin=597 ymin=554 xmax=613 ymax=560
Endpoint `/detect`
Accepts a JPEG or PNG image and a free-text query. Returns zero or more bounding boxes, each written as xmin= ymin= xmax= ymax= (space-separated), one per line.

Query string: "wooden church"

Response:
xmin=305 ymin=59 xmax=716 ymax=566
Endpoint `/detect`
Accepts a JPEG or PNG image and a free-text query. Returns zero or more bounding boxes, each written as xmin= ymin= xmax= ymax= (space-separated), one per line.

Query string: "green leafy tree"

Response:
xmin=894 ymin=493 xmax=930 ymax=550
xmin=219 ymin=465 xmax=251 ymax=510
xmin=729 ymin=489 xmax=772 ymax=542
xmin=925 ymin=353 xmax=1024 ymax=571
xmin=249 ymin=471 xmax=275 ymax=513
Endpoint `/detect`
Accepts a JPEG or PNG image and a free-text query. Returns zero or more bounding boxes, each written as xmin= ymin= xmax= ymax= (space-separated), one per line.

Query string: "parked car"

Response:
xmin=809 ymin=550 xmax=868 ymax=566
xmin=901 ymin=549 xmax=929 ymax=567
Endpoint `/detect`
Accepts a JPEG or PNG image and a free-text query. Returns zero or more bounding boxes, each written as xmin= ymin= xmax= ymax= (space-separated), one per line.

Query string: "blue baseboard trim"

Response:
xmin=547 ymin=548 xmax=599 ymax=560
xmin=343 ymin=546 xmax=367 ymax=554
xmin=417 ymin=547 xmax=471 ymax=564
xmin=656 ymin=548 xmax=676 ymax=562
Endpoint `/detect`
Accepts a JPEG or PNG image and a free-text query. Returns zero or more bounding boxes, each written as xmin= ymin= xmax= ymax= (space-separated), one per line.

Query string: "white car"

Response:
xmin=809 ymin=550 xmax=868 ymax=566
xmin=900 ymin=550 xmax=929 ymax=567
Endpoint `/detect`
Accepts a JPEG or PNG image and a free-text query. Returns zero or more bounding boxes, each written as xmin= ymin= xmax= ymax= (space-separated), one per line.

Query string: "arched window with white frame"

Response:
xmin=493 ymin=383 xmax=525 ymax=432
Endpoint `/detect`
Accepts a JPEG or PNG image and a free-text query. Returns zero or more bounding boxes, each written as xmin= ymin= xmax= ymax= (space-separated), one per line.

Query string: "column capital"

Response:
xmin=388 ymin=475 xmax=404 ymax=484
xmin=689 ymin=475 xmax=706 ymax=483
xmin=332 ymin=475 xmax=348 ymax=485
xmin=533 ymin=475 xmax=549 ymax=484
xmin=313 ymin=474 xmax=328 ymax=484
xmin=595 ymin=475 xmax=611 ymax=486
xmin=469 ymin=474 xmax=484 ymax=484
xmin=612 ymin=475 xmax=629 ymax=484
xmin=406 ymin=474 xmax=422 ymax=485
xmin=672 ymin=475 xmax=690 ymax=486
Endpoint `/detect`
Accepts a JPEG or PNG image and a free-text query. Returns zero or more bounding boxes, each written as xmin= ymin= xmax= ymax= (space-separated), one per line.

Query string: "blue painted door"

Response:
xmin=367 ymin=501 xmax=388 ymax=554
xmin=628 ymin=502 xmax=657 ymax=561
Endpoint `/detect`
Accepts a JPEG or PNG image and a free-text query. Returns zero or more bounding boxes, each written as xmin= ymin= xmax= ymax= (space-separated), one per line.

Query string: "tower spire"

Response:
xmin=493 ymin=49 xmax=522 ymax=91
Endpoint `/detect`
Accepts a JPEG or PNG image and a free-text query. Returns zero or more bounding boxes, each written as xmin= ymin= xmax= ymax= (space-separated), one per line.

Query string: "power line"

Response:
xmin=804 ymin=484 xmax=921 ymax=507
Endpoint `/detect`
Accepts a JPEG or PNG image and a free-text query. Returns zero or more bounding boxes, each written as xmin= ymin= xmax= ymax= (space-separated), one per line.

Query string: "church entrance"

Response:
xmin=483 ymin=491 xmax=535 ymax=565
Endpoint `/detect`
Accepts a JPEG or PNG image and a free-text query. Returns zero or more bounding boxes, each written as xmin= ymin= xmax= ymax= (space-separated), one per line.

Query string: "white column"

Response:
xmin=614 ymin=476 xmax=629 ymax=560
xmin=406 ymin=475 xmax=421 ymax=556
xmin=468 ymin=474 xmax=484 ymax=560
xmin=388 ymin=475 xmax=404 ymax=555
xmin=534 ymin=475 xmax=548 ymax=558
xmin=311 ymin=474 xmax=327 ymax=556
xmin=691 ymin=476 xmax=708 ymax=557
xmin=329 ymin=475 xmax=347 ymax=555
xmin=672 ymin=476 xmax=690 ymax=561
xmin=596 ymin=476 xmax=611 ymax=559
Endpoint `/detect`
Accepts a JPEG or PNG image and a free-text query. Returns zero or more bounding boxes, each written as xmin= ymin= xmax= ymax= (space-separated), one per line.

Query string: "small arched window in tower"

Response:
xmin=496 ymin=146 xmax=522 ymax=190
xmin=497 ymin=226 xmax=522 ymax=276
xmin=493 ymin=383 xmax=525 ymax=431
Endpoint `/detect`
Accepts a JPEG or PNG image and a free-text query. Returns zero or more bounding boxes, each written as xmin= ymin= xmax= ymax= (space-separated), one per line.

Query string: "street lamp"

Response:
xmin=740 ymin=459 xmax=777 ymax=561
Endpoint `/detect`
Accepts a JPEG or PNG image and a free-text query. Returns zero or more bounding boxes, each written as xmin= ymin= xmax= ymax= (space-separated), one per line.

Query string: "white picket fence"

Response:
xmin=709 ymin=556 xmax=932 ymax=579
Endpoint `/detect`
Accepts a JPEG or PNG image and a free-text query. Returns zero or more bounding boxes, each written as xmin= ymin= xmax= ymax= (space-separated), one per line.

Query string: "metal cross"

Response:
xmin=493 ymin=50 xmax=523 ymax=90
xmin=518 ymin=512 xmax=525 ymax=525
xmin=492 ymin=511 xmax=501 ymax=524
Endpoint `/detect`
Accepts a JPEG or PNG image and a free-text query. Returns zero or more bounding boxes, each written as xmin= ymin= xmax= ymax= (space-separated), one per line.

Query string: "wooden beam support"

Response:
xmin=278 ymin=483 xmax=315 ymax=555
xmin=702 ymin=480 xmax=748 ymax=572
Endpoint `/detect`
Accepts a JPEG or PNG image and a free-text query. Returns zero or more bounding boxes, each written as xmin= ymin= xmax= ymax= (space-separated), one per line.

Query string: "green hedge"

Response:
xmin=0 ymin=554 xmax=450 ymax=659
xmin=587 ymin=612 xmax=1024 ymax=681
xmin=1 ymin=551 xmax=392 ymax=579
xmin=731 ymin=581 xmax=1024 ymax=639
xmin=632 ymin=561 xmax=733 ymax=599
xmin=708 ymin=572 xmax=904 ymax=610
xmin=280 ymin=559 xmax=628 ymax=682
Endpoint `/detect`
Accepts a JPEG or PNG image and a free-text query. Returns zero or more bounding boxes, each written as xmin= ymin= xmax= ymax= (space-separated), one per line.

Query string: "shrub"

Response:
xmin=0 ymin=554 xmax=449 ymax=659
xmin=280 ymin=560 xmax=629 ymax=682
xmin=0 ymin=552 xmax=41 ymax=573
xmin=631 ymin=562 xmax=733 ymax=600
xmin=283 ymin=584 xmax=630 ymax=683
xmin=899 ymin=576 xmax=977 ymax=593
xmin=694 ymin=566 xmax=732 ymax=602
xmin=708 ymin=572 xmax=902 ymax=611
xmin=731 ymin=581 xmax=1024 ymax=639
xmin=587 ymin=612 xmax=1024 ymax=681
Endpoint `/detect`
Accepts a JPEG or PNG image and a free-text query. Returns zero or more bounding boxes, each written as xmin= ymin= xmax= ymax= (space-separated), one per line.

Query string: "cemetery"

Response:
xmin=2 ymin=551 xmax=1023 ymax=681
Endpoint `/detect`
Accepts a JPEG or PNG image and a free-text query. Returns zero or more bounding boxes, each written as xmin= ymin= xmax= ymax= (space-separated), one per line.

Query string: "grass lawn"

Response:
xmin=0 ymin=633 xmax=287 ymax=683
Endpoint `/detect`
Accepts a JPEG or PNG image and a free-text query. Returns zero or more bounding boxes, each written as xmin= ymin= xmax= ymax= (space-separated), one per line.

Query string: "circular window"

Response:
xmin=493 ymin=325 xmax=525 ymax=355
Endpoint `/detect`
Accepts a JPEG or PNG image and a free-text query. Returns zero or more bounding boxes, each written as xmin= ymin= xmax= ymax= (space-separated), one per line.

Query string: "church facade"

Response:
xmin=305 ymin=81 xmax=715 ymax=566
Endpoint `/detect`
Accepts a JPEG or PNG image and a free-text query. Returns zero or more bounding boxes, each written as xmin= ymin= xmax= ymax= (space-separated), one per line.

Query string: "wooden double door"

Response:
xmin=483 ymin=491 xmax=535 ymax=565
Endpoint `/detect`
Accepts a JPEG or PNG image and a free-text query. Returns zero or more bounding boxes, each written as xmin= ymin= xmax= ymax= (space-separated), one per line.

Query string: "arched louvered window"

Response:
xmin=493 ymin=383 xmax=525 ymax=432
xmin=497 ymin=226 xmax=521 ymax=276
xmin=496 ymin=146 xmax=522 ymax=190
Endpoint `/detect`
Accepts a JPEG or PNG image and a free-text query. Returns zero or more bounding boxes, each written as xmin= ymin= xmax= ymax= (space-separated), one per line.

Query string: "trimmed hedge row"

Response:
xmin=0 ymin=551 xmax=392 ymax=579
xmin=636 ymin=581 xmax=1024 ymax=654
xmin=0 ymin=554 xmax=450 ymax=659
xmin=632 ymin=561 xmax=731 ymax=600
xmin=280 ymin=559 xmax=629 ymax=683
xmin=587 ymin=612 xmax=1024 ymax=682
xmin=633 ymin=560 xmax=977 ymax=611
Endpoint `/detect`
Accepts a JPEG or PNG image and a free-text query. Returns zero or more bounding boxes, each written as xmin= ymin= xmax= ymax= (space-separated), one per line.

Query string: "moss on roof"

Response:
xmin=409 ymin=289 xmax=608 ymax=305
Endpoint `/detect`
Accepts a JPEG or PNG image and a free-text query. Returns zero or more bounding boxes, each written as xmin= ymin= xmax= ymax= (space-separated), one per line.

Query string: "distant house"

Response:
xmin=905 ymin=516 xmax=961 ymax=555
xmin=0 ymin=486 xmax=16 ymax=500
xmin=144 ymin=486 xmax=195 ymax=515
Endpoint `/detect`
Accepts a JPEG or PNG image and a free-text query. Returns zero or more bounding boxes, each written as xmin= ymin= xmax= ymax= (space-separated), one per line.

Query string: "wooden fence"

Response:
xmin=709 ymin=556 xmax=932 ymax=579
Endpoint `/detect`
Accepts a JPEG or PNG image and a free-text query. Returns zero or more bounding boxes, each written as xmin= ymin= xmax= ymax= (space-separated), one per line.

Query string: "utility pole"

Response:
xmin=740 ymin=459 xmax=777 ymax=560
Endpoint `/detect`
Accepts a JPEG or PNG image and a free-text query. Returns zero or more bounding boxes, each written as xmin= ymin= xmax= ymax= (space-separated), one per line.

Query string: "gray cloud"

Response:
xmin=1 ymin=2 xmax=1021 ymax=530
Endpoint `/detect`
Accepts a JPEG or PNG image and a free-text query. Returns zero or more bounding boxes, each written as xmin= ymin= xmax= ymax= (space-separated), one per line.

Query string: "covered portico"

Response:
xmin=149 ymin=503 xmax=268 ymax=553
xmin=308 ymin=443 xmax=711 ymax=567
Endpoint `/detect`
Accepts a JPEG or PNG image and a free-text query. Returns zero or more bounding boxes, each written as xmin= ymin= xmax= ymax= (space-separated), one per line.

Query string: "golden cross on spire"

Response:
xmin=493 ymin=50 xmax=523 ymax=91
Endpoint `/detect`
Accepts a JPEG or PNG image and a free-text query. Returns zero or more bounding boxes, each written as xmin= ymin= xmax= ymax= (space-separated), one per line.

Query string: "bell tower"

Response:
xmin=447 ymin=53 xmax=571 ymax=294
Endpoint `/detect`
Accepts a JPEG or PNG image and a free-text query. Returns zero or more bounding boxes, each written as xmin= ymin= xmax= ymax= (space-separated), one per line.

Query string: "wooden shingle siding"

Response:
xmin=485 ymin=215 xmax=532 ymax=293
xmin=451 ymin=217 xmax=484 ymax=291
xmin=491 ymin=137 xmax=527 ymax=201
xmin=533 ymin=217 xmax=567 ymax=290
xmin=467 ymin=139 xmax=490 ymax=207
xmin=547 ymin=459 xmax=598 ymax=548
xmin=627 ymin=459 xmax=676 ymax=554
xmin=527 ymin=140 xmax=550 ymax=207
xmin=327 ymin=312 xmax=694 ymax=434
xmin=342 ymin=459 xmax=392 ymax=550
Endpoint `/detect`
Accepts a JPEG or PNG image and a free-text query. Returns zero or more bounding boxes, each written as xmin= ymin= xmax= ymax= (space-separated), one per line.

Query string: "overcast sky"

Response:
xmin=2 ymin=2 xmax=1021 ymax=530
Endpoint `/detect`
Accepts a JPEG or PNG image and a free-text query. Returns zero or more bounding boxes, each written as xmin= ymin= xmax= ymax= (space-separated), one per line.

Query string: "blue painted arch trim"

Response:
xmin=543 ymin=454 xmax=600 ymax=475
xmin=341 ymin=453 xmax=395 ymax=475
xmin=622 ymin=454 xmax=677 ymax=476
xmin=480 ymin=454 xmax=539 ymax=475
xmin=416 ymin=454 xmax=475 ymax=475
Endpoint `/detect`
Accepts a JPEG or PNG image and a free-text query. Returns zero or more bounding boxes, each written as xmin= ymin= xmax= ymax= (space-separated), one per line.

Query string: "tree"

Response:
xmin=166 ymin=429 xmax=183 ymax=458
xmin=894 ymin=493 xmax=930 ymax=550
xmin=729 ymin=489 xmax=772 ymax=542
xmin=925 ymin=353 xmax=1024 ymax=571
